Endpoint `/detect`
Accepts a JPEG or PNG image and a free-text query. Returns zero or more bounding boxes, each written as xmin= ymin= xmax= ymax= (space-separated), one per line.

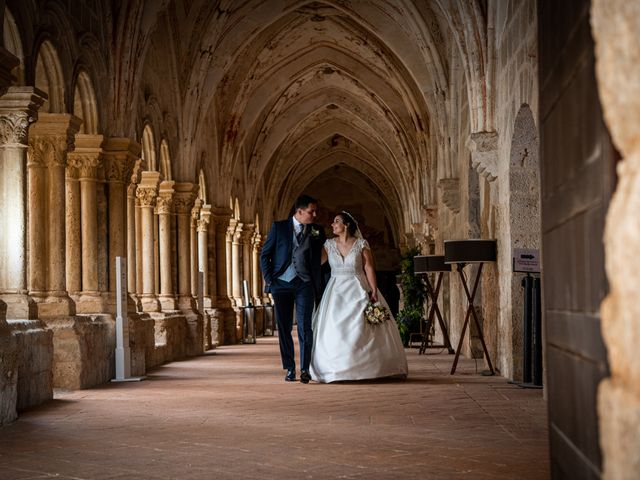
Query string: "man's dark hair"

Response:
xmin=294 ymin=194 xmax=317 ymax=211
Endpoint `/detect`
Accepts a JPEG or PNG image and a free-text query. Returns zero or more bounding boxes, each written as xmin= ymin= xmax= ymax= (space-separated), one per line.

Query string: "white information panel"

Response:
xmin=513 ymin=248 xmax=541 ymax=273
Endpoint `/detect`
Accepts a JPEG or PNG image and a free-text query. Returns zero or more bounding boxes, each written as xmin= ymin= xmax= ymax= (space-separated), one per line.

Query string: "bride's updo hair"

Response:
xmin=337 ymin=211 xmax=358 ymax=237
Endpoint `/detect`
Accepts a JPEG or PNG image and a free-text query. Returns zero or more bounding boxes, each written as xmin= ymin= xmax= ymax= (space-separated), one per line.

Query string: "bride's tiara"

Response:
xmin=341 ymin=210 xmax=358 ymax=225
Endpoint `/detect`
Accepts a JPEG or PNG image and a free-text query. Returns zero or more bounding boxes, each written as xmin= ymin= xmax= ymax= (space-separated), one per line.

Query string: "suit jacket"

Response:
xmin=260 ymin=219 xmax=327 ymax=300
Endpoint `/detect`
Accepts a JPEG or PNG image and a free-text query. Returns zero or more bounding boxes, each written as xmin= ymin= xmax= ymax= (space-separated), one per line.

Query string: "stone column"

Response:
xmin=198 ymin=205 xmax=211 ymax=307
xmin=190 ymin=198 xmax=203 ymax=299
xmin=28 ymin=113 xmax=82 ymax=317
xmin=102 ymin=138 xmax=139 ymax=299
xmin=241 ymin=224 xmax=255 ymax=302
xmin=592 ymin=4 xmax=640 ymax=478
xmin=136 ymin=171 xmax=161 ymax=312
xmin=67 ymin=134 xmax=104 ymax=312
xmin=127 ymin=160 xmax=143 ymax=296
xmin=157 ymin=181 xmax=176 ymax=311
xmin=0 ymin=88 xmax=45 ymax=319
xmin=225 ymin=218 xmax=236 ymax=307
xmin=251 ymin=232 xmax=263 ymax=306
xmin=65 ymin=157 xmax=81 ymax=295
xmin=231 ymin=221 xmax=244 ymax=307
xmin=174 ymin=183 xmax=197 ymax=311
xmin=212 ymin=211 xmax=232 ymax=309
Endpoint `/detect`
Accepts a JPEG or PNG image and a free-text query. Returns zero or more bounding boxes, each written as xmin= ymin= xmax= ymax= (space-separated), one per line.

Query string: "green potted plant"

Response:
xmin=396 ymin=247 xmax=425 ymax=346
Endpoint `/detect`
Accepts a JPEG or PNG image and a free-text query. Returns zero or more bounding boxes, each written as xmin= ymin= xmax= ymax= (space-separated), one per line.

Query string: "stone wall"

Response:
xmin=492 ymin=0 xmax=540 ymax=380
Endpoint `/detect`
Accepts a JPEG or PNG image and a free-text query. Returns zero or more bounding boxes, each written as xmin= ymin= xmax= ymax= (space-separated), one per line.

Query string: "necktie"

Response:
xmin=296 ymin=225 xmax=305 ymax=244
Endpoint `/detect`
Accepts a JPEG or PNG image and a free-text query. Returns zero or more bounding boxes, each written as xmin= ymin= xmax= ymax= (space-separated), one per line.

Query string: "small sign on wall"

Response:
xmin=513 ymin=248 xmax=540 ymax=273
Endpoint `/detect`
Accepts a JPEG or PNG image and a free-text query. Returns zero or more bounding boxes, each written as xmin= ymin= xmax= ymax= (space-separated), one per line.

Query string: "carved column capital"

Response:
xmin=157 ymin=180 xmax=175 ymax=215
xmin=0 ymin=87 xmax=47 ymax=146
xmin=0 ymin=111 xmax=32 ymax=145
xmin=102 ymin=137 xmax=141 ymax=184
xmin=135 ymin=186 xmax=158 ymax=207
xmin=174 ymin=182 xmax=198 ymax=215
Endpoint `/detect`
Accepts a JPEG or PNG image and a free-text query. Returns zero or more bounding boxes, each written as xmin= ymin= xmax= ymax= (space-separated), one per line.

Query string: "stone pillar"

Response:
xmin=67 ymin=134 xmax=104 ymax=312
xmin=225 ymin=218 xmax=236 ymax=307
xmin=198 ymin=205 xmax=211 ymax=306
xmin=191 ymin=198 xmax=203 ymax=299
xmin=136 ymin=171 xmax=161 ymax=312
xmin=206 ymin=210 xmax=230 ymax=345
xmin=127 ymin=160 xmax=143 ymax=296
xmin=231 ymin=221 xmax=244 ymax=306
xmin=251 ymin=231 xmax=262 ymax=306
xmin=241 ymin=225 xmax=255 ymax=301
xmin=206 ymin=213 xmax=217 ymax=308
xmin=102 ymin=138 xmax=139 ymax=298
xmin=174 ymin=183 xmax=197 ymax=311
xmin=65 ymin=156 xmax=81 ymax=295
xmin=157 ymin=180 xmax=176 ymax=311
xmin=28 ymin=113 xmax=82 ymax=317
xmin=592 ymin=3 xmax=640 ymax=478
xmin=0 ymin=57 xmax=29 ymax=424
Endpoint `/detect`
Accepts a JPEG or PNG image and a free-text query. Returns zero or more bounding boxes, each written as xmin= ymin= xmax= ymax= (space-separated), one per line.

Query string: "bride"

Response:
xmin=309 ymin=211 xmax=408 ymax=383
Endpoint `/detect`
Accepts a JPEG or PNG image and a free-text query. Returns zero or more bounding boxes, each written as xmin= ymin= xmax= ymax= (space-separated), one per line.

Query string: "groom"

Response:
xmin=260 ymin=194 xmax=326 ymax=383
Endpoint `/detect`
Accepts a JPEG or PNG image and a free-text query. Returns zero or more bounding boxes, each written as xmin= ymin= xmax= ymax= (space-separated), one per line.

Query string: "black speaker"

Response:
xmin=414 ymin=255 xmax=452 ymax=273
xmin=444 ymin=240 xmax=497 ymax=264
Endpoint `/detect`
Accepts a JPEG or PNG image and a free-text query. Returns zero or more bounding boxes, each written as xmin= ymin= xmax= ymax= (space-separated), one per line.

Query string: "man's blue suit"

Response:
xmin=260 ymin=219 xmax=326 ymax=373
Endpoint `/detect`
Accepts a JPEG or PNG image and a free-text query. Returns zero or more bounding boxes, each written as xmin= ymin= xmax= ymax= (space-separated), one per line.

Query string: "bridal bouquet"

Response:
xmin=365 ymin=302 xmax=391 ymax=325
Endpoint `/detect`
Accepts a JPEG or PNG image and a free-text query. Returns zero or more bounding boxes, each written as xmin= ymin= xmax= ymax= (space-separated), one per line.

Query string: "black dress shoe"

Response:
xmin=285 ymin=369 xmax=296 ymax=382
xmin=300 ymin=370 xmax=311 ymax=384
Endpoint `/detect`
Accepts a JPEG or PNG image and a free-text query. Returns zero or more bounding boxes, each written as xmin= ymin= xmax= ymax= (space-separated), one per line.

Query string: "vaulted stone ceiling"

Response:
xmin=125 ymin=0 xmax=489 ymax=239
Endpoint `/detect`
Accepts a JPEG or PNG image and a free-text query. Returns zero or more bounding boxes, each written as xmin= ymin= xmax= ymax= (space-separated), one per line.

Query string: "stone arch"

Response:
xmin=3 ymin=7 xmax=25 ymax=85
xmin=198 ymin=169 xmax=207 ymax=204
xmin=34 ymin=39 xmax=65 ymax=113
xmin=507 ymin=104 xmax=541 ymax=380
xmin=141 ymin=124 xmax=157 ymax=171
xmin=72 ymin=70 xmax=99 ymax=134
xmin=159 ymin=139 xmax=172 ymax=181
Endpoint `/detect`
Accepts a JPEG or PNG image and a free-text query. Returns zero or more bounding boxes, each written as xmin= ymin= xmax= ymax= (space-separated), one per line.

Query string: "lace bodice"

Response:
xmin=325 ymin=238 xmax=370 ymax=277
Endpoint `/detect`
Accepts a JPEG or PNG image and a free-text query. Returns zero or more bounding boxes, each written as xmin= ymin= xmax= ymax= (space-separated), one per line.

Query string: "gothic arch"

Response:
xmin=141 ymin=123 xmax=157 ymax=171
xmin=198 ymin=169 xmax=207 ymax=204
xmin=34 ymin=39 xmax=65 ymax=113
xmin=72 ymin=69 xmax=99 ymax=134
xmin=160 ymin=139 xmax=172 ymax=181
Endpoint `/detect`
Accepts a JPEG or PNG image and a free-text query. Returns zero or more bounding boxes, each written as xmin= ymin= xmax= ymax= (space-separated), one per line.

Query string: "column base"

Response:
xmin=41 ymin=315 xmax=116 ymax=390
xmin=0 ymin=292 xmax=38 ymax=320
xmin=0 ymin=316 xmax=18 ymax=425
xmin=178 ymin=295 xmax=197 ymax=312
xmin=32 ymin=291 xmax=76 ymax=317
xmin=8 ymin=318 xmax=53 ymax=411
xmin=158 ymin=294 xmax=178 ymax=312
xmin=104 ymin=292 xmax=139 ymax=315
xmin=73 ymin=291 xmax=107 ymax=314
xmin=203 ymin=296 xmax=213 ymax=309
xmin=140 ymin=294 xmax=160 ymax=312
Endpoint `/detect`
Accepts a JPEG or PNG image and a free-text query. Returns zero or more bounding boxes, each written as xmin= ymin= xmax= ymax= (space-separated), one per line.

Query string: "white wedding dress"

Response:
xmin=310 ymin=238 xmax=408 ymax=383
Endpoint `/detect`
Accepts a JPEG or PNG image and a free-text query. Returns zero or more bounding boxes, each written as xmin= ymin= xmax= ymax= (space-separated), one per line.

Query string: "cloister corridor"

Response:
xmin=0 ymin=337 xmax=548 ymax=480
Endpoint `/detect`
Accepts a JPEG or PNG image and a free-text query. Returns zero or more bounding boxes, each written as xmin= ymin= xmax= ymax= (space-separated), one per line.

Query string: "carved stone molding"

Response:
xmin=102 ymin=137 xmax=141 ymax=184
xmin=157 ymin=180 xmax=175 ymax=215
xmin=0 ymin=87 xmax=47 ymax=145
xmin=0 ymin=111 xmax=31 ymax=145
xmin=173 ymin=182 xmax=198 ymax=215
xmin=135 ymin=186 xmax=158 ymax=207
xmin=197 ymin=218 xmax=210 ymax=233
xmin=438 ymin=178 xmax=460 ymax=213
xmin=68 ymin=154 xmax=101 ymax=179
xmin=468 ymin=131 xmax=499 ymax=182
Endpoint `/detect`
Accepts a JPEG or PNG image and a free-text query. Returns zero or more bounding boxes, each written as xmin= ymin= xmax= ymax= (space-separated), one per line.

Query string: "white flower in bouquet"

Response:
xmin=365 ymin=301 xmax=391 ymax=325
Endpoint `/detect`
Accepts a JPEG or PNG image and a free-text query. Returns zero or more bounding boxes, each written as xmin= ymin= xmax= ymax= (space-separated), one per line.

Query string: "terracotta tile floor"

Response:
xmin=0 ymin=337 xmax=549 ymax=479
